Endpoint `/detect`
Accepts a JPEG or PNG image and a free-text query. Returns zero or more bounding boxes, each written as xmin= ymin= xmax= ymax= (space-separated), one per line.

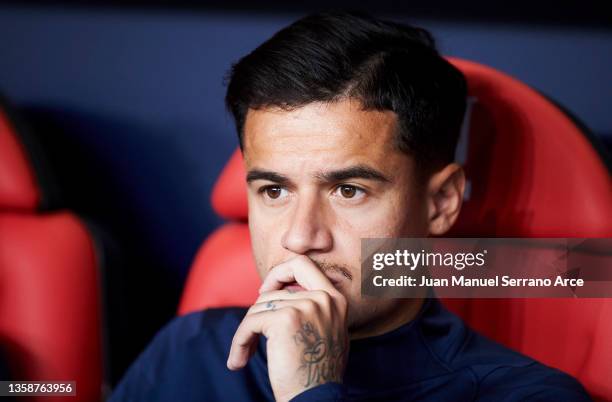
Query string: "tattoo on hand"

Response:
xmin=266 ymin=301 xmax=277 ymax=311
xmin=294 ymin=322 xmax=347 ymax=388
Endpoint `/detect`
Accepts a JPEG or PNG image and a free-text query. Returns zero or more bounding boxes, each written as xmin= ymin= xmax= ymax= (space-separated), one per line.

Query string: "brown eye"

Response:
xmin=265 ymin=186 xmax=282 ymax=199
xmin=339 ymin=185 xmax=357 ymax=198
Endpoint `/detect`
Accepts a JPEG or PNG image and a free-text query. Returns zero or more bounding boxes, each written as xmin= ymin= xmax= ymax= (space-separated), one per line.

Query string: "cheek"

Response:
xmin=248 ymin=212 xmax=286 ymax=278
xmin=334 ymin=197 xmax=417 ymax=238
xmin=249 ymin=223 xmax=267 ymax=277
xmin=329 ymin=198 xmax=417 ymax=275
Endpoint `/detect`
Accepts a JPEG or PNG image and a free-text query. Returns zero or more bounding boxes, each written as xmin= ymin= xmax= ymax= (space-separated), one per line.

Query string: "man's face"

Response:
xmin=243 ymin=99 xmax=430 ymax=332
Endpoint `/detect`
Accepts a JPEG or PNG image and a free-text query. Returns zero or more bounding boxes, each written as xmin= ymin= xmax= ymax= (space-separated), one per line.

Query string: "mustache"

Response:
xmin=313 ymin=259 xmax=354 ymax=281
xmin=268 ymin=258 xmax=354 ymax=282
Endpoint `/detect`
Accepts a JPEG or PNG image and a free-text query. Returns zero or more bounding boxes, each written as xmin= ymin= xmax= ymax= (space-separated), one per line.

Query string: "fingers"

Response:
xmin=228 ymin=305 xmax=312 ymax=370
xmin=259 ymin=255 xmax=338 ymax=294
xmin=247 ymin=294 xmax=332 ymax=316
xmin=229 ymin=289 xmax=346 ymax=371
xmin=227 ymin=309 xmax=275 ymax=370
xmin=229 ymin=255 xmax=348 ymax=372
xmin=253 ymin=289 xmax=306 ymax=303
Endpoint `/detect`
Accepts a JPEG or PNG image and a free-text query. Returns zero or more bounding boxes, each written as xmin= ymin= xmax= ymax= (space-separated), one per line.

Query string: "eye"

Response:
xmin=260 ymin=185 xmax=288 ymax=200
xmin=340 ymin=185 xmax=357 ymax=198
xmin=334 ymin=184 xmax=366 ymax=199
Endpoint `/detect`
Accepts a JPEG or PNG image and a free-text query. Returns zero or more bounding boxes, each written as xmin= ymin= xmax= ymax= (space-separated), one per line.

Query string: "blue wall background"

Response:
xmin=1 ymin=4 xmax=610 ymax=384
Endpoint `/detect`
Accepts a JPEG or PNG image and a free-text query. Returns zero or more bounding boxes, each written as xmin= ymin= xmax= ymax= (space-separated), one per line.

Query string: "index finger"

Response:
xmin=259 ymin=255 xmax=337 ymax=294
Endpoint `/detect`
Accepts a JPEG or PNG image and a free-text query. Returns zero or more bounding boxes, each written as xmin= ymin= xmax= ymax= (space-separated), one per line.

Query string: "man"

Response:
xmin=110 ymin=11 xmax=590 ymax=401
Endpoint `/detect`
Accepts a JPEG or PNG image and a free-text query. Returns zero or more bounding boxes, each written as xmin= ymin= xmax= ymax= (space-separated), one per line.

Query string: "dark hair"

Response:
xmin=225 ymin=11 xmax=467 ymax=172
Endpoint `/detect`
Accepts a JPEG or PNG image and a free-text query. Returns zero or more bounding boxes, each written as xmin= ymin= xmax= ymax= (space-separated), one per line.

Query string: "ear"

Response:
xmin=426 ymin=163 xmax=465 ymax=236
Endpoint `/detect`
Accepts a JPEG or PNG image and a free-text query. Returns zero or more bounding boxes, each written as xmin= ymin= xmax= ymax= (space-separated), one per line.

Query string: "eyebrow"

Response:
xmin=246 ymin=169 xmax=290 ymax=185
xmin=246 ymin=164 xmax=390 ymax=185
xmin=315 ymin=165 xmax=390 ymax=183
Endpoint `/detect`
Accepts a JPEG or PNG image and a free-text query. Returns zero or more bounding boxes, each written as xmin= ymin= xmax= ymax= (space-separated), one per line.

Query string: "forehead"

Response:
xmin=243 ymin=100 xmax=404 ymax=171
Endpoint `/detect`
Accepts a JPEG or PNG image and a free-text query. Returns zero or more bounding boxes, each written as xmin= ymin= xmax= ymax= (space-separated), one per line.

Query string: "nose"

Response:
xmin=281 ymin=193 xmax=333 ymax=255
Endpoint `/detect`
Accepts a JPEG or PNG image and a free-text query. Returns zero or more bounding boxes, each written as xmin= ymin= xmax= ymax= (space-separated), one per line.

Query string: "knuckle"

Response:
xmin=301 ymin=298 xmax=319 ymax=314
xmin=334 ymin=293 xmax=348 ymax=313
xmin=315 ymin=289 xmax=333 ymax=305
xmin=240 ymin=314 xmax=255 ymax=328
xmin=246 ymin=304 xmax=257 ymax=315
xmin=310 ymin=290 xmax=333 ymax=314
xmin=280 ymin=307 xmax=301 ymax=327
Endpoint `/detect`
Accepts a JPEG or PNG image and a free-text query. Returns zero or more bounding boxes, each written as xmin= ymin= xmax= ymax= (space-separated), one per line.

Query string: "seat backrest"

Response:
xmin=0 ymin=97 xmax=104 ymax=401
xmin=179 ymin=59 xmax=612 ymax=401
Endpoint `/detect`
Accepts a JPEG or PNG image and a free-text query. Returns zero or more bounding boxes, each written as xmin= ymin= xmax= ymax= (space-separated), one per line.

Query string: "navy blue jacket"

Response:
xmin=110 ymin=298 xmax=590 ymax=401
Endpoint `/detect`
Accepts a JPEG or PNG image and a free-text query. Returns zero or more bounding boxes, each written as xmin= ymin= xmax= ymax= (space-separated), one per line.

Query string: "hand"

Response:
xmin=227 ymin=255 xmax=349 ymax=402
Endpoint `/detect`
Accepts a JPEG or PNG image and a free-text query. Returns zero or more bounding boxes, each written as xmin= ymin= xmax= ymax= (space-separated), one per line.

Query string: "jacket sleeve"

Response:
xmin=107 ymin=315 xmax=192 ymax=402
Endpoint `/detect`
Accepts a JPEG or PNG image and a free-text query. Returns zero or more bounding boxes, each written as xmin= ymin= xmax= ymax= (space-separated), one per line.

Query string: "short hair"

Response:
xmin=225 ymin=11 xmax=467 ymax=173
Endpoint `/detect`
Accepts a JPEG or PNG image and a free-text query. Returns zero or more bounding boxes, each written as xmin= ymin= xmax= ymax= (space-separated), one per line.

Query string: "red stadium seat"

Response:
xmin=0 ymin=97 xmax=104 ymax=401
xmin=178 ymin=59 xmax=612 ymax=401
